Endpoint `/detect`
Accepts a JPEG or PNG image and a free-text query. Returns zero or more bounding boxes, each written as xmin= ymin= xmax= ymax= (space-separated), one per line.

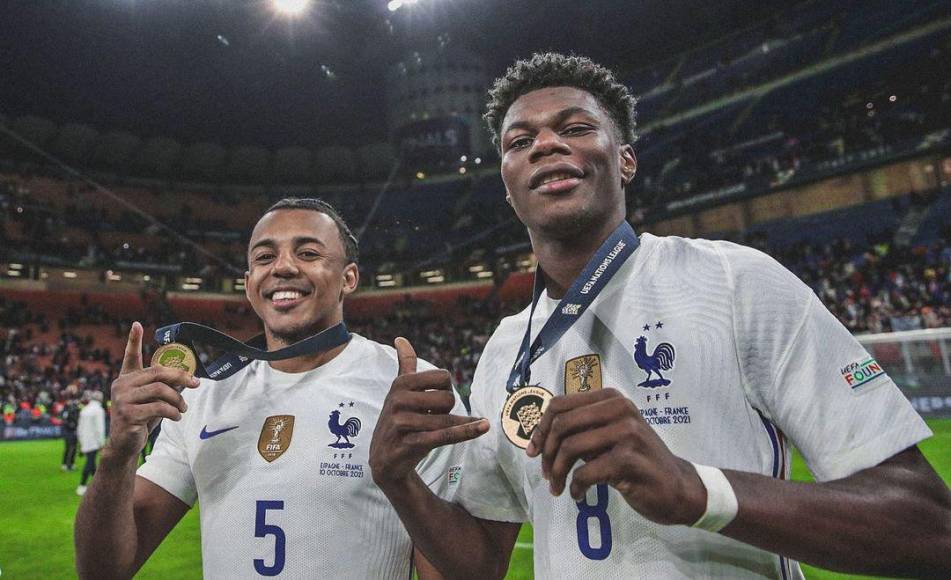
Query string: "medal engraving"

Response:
xmin=151 ymin=343 xmax=198 ymax=376
xmin=501 ymin=386 xmax=554 ymax=449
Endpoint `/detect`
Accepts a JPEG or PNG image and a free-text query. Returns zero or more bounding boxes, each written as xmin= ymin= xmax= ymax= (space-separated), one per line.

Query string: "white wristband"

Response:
xmin=689 ymin=463 xmax=738 ymax=533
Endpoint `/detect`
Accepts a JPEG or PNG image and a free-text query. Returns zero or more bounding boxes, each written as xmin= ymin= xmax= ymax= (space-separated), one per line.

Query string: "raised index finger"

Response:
xmin=121 ymin=322 xmax=144 ymax=375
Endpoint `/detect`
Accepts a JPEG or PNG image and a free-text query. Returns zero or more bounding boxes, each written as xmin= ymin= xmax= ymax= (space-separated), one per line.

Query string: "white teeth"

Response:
xmin=541 ymin=172 xmax=574 ymax=185
xmin=272 ymin=291 xmax=303 ymax=301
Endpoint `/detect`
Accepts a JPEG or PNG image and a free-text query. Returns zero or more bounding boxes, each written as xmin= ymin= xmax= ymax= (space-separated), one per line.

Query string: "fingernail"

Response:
xmin=526 ymin=441 xmax=536 ymax=456
xmin=191 ymin=377 xmax=200 ymax=386
xmin=182 ymin=401 xmax=188 ymax=412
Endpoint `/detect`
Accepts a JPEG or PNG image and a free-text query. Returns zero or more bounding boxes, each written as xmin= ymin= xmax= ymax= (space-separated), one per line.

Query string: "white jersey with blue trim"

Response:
xmin=454 ymin=233 xmax=931 ymax=580
xmin=138 ymin=333 xmax=464 ymax=579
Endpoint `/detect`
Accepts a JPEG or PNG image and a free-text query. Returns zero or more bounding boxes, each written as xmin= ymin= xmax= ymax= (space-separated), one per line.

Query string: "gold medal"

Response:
xmin=150 ymin=343 xmax=198 ymax=376
xmin=501 ymin=386 xmax=554 ymax=449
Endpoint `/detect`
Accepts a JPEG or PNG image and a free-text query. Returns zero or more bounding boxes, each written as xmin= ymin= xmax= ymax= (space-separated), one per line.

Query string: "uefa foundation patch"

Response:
xmin=840 ymin=358 xmax=886 ymax=390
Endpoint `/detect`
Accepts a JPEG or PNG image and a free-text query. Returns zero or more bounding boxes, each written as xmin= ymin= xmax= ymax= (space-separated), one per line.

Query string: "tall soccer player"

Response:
xmin=75 ymin=198 xmax=465 ymax=579
xmin=369 ymin=53 xmax=951 ymax=578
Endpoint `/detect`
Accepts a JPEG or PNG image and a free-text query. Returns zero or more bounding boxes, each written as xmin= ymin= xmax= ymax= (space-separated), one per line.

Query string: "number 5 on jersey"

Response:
xmin=254 ymin=500 xmax=286 ymax=576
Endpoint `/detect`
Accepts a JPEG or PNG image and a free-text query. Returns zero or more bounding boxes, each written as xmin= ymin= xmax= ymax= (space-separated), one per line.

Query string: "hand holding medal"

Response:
xmin=504 ymin=222 xmax=705 ymax=526
xmin=106 ymin=322 xmax=201 ymax=461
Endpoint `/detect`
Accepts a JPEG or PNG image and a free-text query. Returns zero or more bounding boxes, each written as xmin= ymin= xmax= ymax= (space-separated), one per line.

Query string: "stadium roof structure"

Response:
xmin=1 ymin=0 xmax=792 ymax=150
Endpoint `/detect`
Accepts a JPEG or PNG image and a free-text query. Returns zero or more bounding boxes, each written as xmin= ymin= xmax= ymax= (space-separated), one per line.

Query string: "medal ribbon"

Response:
xmin=506 ymin=221 xmax=639 ymax=393
xmin=154 ymin=322 xmax=351 ymax=381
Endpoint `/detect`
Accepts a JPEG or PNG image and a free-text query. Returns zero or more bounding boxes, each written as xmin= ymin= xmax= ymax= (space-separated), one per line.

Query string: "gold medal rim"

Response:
xmin=501 ymin=386 xmax=554 ymax=449
xmin=150 ymin=342 xmax=198 ymax=376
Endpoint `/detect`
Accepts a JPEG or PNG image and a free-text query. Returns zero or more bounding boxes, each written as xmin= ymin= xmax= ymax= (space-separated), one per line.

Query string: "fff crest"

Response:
xmin=327 ymin=405 xmax=362 ymax=449
xmin=257 ymin=415 xmax=295 ymax=462
xmin=565 ymin=354 xmax=602 ymax=394
xmin=634 ymin=330 xmax=676 ymax=389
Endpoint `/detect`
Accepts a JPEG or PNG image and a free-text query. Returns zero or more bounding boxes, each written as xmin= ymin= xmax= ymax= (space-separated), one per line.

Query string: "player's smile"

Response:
xmin=529 ymin=162 xmax=586 ymax=195
xmin=264 ymin=286 xmax=313 ymax=311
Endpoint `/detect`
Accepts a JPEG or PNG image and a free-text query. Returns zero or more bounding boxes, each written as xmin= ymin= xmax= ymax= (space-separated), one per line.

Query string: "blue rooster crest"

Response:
xmin=328 ymin=409 xmax=362 ymax=449
xmin=634 ymin=335 xmax=675 ymax=388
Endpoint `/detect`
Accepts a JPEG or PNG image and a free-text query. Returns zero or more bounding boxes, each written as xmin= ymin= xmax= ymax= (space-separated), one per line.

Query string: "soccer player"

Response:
xmin=369 ymin=53 xmax=951 ymax=578
xmin=75 ymin=198 xmax=464 ymax=579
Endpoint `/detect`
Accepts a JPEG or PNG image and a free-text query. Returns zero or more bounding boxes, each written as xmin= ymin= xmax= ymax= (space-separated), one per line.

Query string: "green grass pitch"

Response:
xmin=2 ymin=419 xmax=949 ymax=579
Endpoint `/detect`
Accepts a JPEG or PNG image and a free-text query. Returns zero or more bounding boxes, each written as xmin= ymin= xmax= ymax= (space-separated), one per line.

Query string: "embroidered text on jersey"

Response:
xmin=841 ymin=358 xmax=885 ymax=389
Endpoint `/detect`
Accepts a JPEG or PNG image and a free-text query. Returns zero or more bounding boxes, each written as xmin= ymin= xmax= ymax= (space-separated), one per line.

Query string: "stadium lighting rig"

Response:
xmin=388 ymin=0 xmax=419 ymax=12
xmin=272 ymin=0 xmax=311 ymax=17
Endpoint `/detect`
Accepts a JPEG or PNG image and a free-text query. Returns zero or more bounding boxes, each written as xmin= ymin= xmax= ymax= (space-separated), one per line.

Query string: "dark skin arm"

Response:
xmin=370 ymin=338 xmax=521 ymax=580
xmin=74 ymin=323 xmax=199 ymax=579
xmin=528 ymin=388 xmax=951 ymax=578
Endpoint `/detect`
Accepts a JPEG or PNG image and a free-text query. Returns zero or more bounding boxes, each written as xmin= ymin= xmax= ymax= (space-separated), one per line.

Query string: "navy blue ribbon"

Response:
xmin=154 ymin=322 xmax=351 ymax=381
xmin=506 ymin=221 xmax=639 ymax=393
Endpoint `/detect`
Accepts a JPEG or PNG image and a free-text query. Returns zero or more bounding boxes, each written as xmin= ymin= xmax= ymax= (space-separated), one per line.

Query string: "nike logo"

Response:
xmin=200 ymin=425 xmax=239 ymax=440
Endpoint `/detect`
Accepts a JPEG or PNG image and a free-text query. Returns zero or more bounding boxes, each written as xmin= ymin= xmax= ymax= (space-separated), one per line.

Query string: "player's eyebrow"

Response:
xmin=503 ymin=106 xmax=597 ymax=136
xmin=249 ymin=236 xmax=327 ymax=253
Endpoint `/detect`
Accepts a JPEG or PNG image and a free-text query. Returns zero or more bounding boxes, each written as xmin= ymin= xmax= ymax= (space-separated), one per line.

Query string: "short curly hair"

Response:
xmin=484 ymin=53 xmax=637 ymax=151
xmin=262 ymin=197 xmax=359 ymax=264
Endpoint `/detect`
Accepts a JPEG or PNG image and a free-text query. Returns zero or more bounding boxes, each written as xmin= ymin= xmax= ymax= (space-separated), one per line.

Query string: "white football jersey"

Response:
xmin=455 ymin=233 xmax=931 ymax=579
xmin=138 ymin=333 xmax=464 ymax=579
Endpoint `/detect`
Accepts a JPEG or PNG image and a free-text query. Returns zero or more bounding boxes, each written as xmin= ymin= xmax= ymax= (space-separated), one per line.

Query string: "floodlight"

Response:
xmin=273 ymin=0 xmax=310 ymax=17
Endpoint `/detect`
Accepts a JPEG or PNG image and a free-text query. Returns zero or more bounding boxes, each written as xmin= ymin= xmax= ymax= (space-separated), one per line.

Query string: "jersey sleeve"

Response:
xmin=721 ymin=242 xmax=932 ymax=481
xmin=451 ymin=332 xmax=529 ymax=523
xmin=136 ymin=417 xmax=198 ymax=507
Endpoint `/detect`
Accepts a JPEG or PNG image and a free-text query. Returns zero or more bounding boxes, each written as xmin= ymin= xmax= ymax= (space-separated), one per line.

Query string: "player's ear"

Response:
xmin=243 ymin=270 xmax=251 ymax=302
xmin=340 ymin=262 xmax=359 ymax=298
xmin=620 ymin=144 xmax=637 ymax=187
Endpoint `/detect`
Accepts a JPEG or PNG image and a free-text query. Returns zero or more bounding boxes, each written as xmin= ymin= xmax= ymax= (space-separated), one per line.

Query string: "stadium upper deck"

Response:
xmin=0 ymin=0 xmax=948 ymax=291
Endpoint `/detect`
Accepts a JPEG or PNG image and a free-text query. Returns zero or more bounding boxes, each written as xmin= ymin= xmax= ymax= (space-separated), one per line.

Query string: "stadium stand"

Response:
xmin=2 ymin=0 xmax=949 ymax=436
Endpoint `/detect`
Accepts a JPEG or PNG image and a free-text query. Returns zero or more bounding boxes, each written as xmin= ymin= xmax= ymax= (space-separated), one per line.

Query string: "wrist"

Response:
xmin=374 ymin=470 xmax=424 ymax=497
xmin=99 ymin=444 xmax=140 ymax=471
xmin=688 ymin=462 xmax=739 ymax=533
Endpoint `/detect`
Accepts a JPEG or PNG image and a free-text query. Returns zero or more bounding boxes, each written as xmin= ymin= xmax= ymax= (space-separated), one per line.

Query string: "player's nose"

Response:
xmin=271 ymin=251 xmax=301 ymax=277
xmin=530 ymin=128 xmax=570 ymax=161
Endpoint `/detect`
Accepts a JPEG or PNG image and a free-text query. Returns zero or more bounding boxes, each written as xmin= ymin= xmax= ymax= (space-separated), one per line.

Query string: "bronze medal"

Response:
xmin=150 ymin=343 xmax=198 ymax=376
xmin=501 ymin=386 xmax=554 ymax=449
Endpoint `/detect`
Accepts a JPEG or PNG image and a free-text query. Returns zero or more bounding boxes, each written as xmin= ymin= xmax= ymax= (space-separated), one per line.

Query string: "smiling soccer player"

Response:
xmin=369 ymin=53 xmax=951 ymax=578
xmin=75 ymin=198 xmax=466 ymax=579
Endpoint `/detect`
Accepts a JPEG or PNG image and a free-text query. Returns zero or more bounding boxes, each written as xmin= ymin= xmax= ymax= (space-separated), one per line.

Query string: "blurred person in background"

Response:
xmin=76 ymin=390 xmax=105 ymax=496
xmin=60 ymin=386 xmax=80 ymax=471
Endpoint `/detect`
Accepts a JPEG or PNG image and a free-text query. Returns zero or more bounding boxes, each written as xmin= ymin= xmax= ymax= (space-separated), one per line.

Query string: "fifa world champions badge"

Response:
xmin=151 ymin=343 xmax=198 ymax=376
xmin=565 ymin=354 xmax=602 ymax=394
xmin=258 ymin=415 xmax=295 ymax=462
xmin=501 ymin=386 xmax=554 ymax=449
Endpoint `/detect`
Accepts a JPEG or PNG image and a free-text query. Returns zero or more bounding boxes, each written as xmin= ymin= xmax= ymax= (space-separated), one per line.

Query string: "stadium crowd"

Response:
xmin=3 ymin=225 xmax=948 ymax=433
